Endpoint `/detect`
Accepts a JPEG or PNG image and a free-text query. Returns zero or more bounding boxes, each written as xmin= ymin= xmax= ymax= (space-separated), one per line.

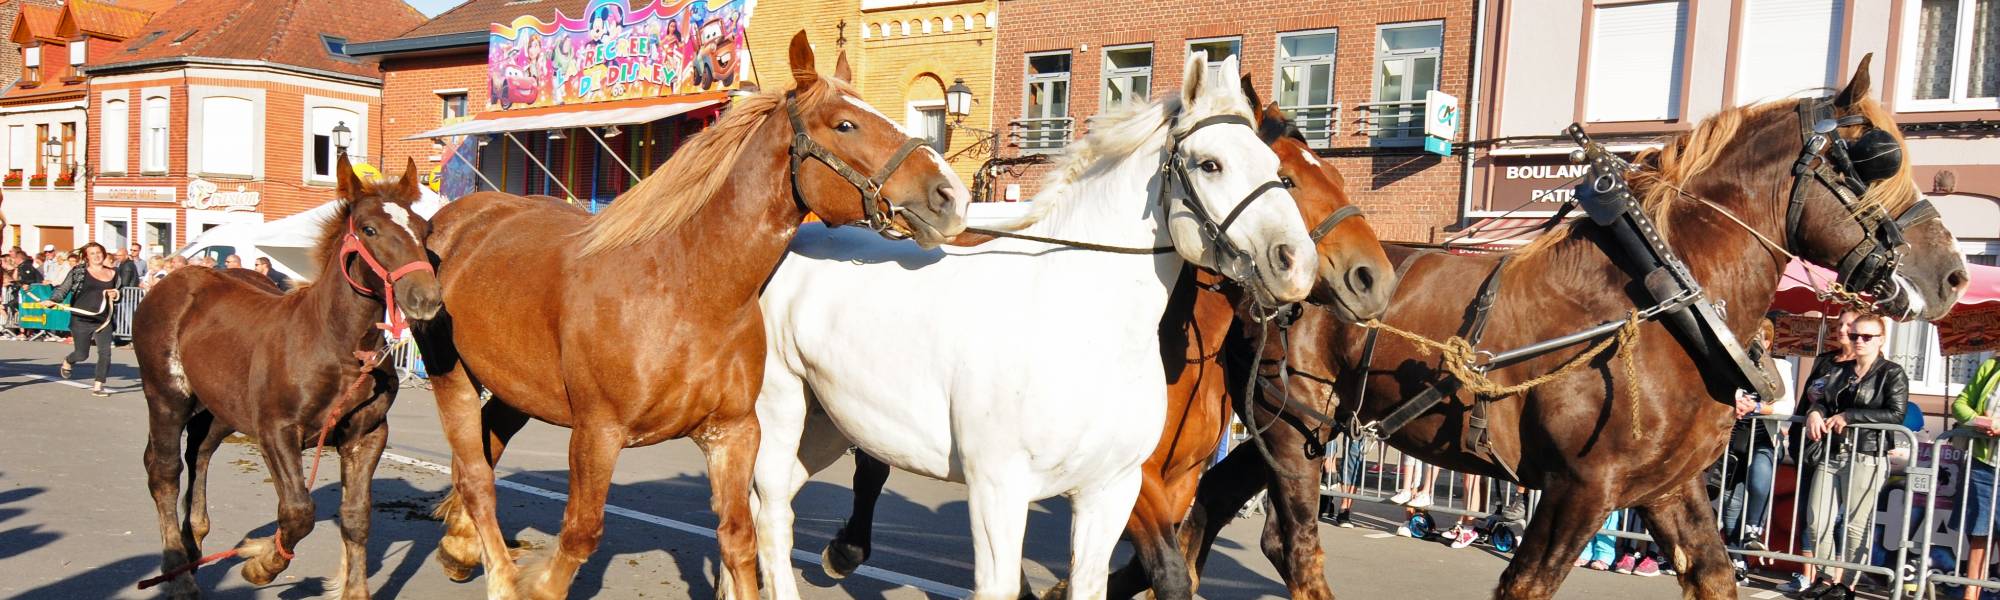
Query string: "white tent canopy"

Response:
xmin=180 ymin=187 xmax=450 ymax=281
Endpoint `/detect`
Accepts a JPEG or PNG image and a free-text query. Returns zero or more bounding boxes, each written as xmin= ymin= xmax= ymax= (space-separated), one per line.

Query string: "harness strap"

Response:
xmin=784 ymin=92 xmax=931 ymax=236
xmin=1341 ymin=248 xmax=1434 ymax=436
xmin=1309 ymin=205 xmax=1363 ymax=241
xmin=1366 ymin=256 xmax=1510 ymax=440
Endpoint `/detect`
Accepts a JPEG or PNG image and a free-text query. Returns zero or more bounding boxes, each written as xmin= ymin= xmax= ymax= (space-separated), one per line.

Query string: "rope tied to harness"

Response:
xmin=136 ymin=349 xmax=387 ymax=590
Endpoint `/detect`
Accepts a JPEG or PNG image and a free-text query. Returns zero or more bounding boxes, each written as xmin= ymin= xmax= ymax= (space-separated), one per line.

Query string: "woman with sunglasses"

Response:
xmin=1798 ymin=313 xmax=1908 ymax=599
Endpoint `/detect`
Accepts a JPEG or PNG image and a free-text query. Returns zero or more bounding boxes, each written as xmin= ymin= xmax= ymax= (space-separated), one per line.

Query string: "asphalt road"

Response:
xmin=0 ymin=339 xmax=1757 ymax=599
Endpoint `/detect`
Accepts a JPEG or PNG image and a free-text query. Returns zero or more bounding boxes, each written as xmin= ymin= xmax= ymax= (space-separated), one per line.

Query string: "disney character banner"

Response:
xmin=488 ymin=0 xmax=755 ymax=110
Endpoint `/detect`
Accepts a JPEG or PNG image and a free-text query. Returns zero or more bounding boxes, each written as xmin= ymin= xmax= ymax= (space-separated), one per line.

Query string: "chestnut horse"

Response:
xmin=135 ymin=157 xmax=440 ymax=600
xmin=1182 ymin=58 xmax=1969 ymax=599
xmin=817 ymin=91 xmax=1399 ymax=600
xmin=414 ymin=32 xmax=969 ymax=600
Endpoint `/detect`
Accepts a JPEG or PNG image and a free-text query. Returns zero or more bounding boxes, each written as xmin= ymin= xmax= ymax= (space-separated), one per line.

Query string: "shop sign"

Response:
xmin=185 ymin=177 xmax=260 ymax=212
xmin=488 ymin=0 xmax=758 ymax=110
xmin=1482 ymin=150 xmax=1638 ymax=214
xmin=96 ymin=186 xmax=175 ymax=203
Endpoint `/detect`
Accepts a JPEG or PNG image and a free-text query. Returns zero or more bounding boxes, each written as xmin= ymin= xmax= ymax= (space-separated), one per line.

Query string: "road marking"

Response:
xmin=1751 ymin=591 xmax=1782 ymax=599
xmin=379 ymin=451 xmax=974 ymax=599
xmin=12 ymin=371 xmax=132 ymax=394
xmin=1364 ymin=533 xmax=1396 ymax=539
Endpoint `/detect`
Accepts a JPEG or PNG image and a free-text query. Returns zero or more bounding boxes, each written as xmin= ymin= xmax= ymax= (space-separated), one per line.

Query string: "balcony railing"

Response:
xmin=1352 ymin=100 xmax=1427 ymax=145
xmin=1280 ymin=102 xmax=1341 ymax=149
xmin=1009 ymin=117 xmax=1074 ymax=154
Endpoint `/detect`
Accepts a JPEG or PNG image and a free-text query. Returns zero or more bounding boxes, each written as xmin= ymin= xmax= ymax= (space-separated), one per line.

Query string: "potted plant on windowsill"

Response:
xmin=27 ymin=174 xmax=47 ymax=187
xmin=2 ymin=172 xmax=21 ymax=187
xmin=54 ymin=168 xmax=75 ymax=187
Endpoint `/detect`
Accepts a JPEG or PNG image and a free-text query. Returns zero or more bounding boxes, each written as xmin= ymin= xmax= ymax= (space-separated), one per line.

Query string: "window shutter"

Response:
xmin=1737 ymin=0 xmax=1844 ymax=103
xmin=23 ymin=47 xmax=39 ymax=68
xmin=103 ymin=99 xmax=127 ymax=173
xmin=201 ymin=97 xmax=255 ymax=176
xmin=8 ymin=126 xmax=28 ymax=173
xmin=68 ymin=41 xmax=84 ymax=66
xmin=1587 ymin=1 xmax=1689 ymax=122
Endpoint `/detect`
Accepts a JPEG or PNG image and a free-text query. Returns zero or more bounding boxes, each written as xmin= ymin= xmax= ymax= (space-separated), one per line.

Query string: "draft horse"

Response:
xmin=817 ymin=83 xmax=1402 ymax=600
xmin=1183 ymin=56 xmax=1969 ymax=600
xmin=135 ymin=156 xmax=441 ymax=600
xmin=414 ymin=32 xmax=970 ymax=600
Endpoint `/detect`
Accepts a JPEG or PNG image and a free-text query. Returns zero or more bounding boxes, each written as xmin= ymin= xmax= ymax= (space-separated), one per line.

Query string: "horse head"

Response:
xmin=1241 ymin=77 xmax=1395 ymax=322
xmin=780 ymin=31 xmax=969 ymax=248
xmin=334 ymin=154 xmax=442 ymax=323
xmin=1164 ymin=54 xmax=1316 ymax=306
xmin=1789 ymin=55 xmax=1966 ymax=320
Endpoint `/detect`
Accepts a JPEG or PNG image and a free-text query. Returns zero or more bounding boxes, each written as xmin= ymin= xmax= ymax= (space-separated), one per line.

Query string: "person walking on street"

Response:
xmin=1800 ymin=313 xmax=1908 ymax=599
xmin=46 ymin=243 xmax=130 ymax=396
xmin=1951 ymin=355 xmax=2000 ymax=600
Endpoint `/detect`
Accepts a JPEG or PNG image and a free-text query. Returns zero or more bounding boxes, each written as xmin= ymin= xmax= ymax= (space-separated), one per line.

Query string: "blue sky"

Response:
xmin=406 ymin=0 xmax=467 ymax=17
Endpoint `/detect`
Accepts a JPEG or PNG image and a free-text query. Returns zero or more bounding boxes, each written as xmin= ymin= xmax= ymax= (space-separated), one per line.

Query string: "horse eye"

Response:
xmin=1199 ymin=159 xmax=1222 ymax=174
xmin=363 ymin=226 xmax=379 ymax=237
xmin=1280 ymin=176 xmax=1297 ymax=189
xmin=835 ymin=120 xmax=857 ymax=133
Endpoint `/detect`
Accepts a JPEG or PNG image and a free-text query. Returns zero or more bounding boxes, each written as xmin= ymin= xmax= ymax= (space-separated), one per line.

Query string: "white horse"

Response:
xmin=751 ymin=55 xmax=1314 ymax=600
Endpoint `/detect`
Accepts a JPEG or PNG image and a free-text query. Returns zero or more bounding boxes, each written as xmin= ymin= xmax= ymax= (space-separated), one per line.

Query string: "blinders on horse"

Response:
xmin=1158 ymin=113 xmax=1291 ymax=286
xmin=1786 ymin=97 xmax=1936 ymax=301
xmin=785 ymin=92 xmax=932 ymax=238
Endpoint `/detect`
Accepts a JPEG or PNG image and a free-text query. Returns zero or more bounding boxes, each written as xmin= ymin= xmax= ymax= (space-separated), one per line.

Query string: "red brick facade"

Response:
xmin=990 ymin=0 xmax=1476 ymax=242
xmin=376 ymin=53 xmax=487 ymax=171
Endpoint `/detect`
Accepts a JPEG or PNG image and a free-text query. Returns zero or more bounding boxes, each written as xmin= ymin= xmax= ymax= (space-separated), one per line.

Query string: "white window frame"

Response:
xmin=1186 ymin=36 xmax=1241 ymax=82
xmin=1101 ymin=43 xmax=1153 ymax=114
xmin=1583 ymin=2 xmax=1688 ymax=122
xmin=905 ymin=100 xmax=950 ymax=154
xmin=1275 ymin=29 xmax=1339 ymax=148
xmin=1020 ymin=50 xmax=1073 ymax=154
xmin=1732 ymin=0 xmax=1845 ymax=104
xmin=197 ymin=96 xmax=256 ymax=179
xmin=306 ymin=100 xmax=364 ymax=183
xmin=101 ymin=94 xmax=128 ymax=175
xmin=1896 ymin=0 xmax=2000 ymax=112
xmin=68 ymin=38 xmax=84 ymax=66
xmin=1373 ymin=20 xmax=1444 ymax=143
xmin=24 ymin=46 xmax=40 ymax=68
xmin=141 ymin=93 xmax=168 ymax=175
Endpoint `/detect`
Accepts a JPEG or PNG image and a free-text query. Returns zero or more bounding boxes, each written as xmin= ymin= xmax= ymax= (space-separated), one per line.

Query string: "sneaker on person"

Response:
xmin=1334 ymin=510 xmax=1354 ymax=528
xmin=1634 ymin=556 xmax=1662 ymax=577
xmin=1613 ymin=554 xmax=1637 ymax=574
xmin=1405 ymin=494 xmax=1434 ymax=508
xmin=1742 ymin=525 xmax=1767 ymax=551
xmin=1395 ymin=525 xmax=1414 ymax=538
xmin=1776 ymin=573 xmax=1811 ymax=593
xmin=1450 ymin=526 xmax=1477 ymax=549
xmin=1389 ymin=490 xmax=1414 ymax=505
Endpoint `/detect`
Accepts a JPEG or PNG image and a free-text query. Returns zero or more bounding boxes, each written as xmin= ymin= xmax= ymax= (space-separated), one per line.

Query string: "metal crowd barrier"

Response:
xmin=113 ymin=286 xmax=142 ymax=339
xmin=1320 ymin=419 xmax=1932 ymax=598
xmin=385 ymin=333 xmax=428 ymax=389
xmin=1913 ymin=427 xmax=2000 ymax=599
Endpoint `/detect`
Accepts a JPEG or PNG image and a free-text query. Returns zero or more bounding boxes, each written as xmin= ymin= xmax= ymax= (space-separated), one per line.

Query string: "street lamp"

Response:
xmin=41 ymin=137 xmax=60 ymax=185
xmin=945 ymin=78 xmax=974 ymax=125
xmin=331 ymin=121 xmax=352 ymax=151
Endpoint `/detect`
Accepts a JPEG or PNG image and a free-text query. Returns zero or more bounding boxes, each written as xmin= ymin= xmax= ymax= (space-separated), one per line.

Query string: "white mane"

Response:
xmin=987 ymin=81 xmax=1254 ymax=232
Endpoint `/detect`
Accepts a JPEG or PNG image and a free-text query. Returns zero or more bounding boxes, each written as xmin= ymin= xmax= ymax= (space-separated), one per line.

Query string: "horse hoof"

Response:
xmin=240 ymin=554 xmax=284 ymax=586
xmin=434 ymin=549 xmax=477 ymax=583
xmin=820 ymin=540 xmax=867 ymax=579
xmin=1037 ymin=579 xmax=1070 ymax=600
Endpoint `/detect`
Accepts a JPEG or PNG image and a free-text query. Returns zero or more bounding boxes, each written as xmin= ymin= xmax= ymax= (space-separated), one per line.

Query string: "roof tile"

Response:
xmin=110 ymin=0 xmax=427 ymax=77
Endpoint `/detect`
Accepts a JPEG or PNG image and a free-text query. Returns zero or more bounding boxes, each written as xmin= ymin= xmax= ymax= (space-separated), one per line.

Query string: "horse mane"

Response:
xmin=990 ymin=84 xmax=1253 ymax=232
xmin=1513 ymin=91 xmax=1917 ymax=257
xmin=578 ymin=79 xmax=856 ymax=256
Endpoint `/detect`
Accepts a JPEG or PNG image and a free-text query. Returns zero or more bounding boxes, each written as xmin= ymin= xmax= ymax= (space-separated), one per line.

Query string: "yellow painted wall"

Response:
xmin=748 ymin=0 xmax=997 ymax=183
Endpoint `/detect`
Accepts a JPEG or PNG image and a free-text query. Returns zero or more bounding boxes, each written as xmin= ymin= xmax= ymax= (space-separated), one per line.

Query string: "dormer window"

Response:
xmin=320 ymin=34 xmax=356 ymax=63
xmin=68 ymin=39 xmax=84 ymax=66
xmin=21 ymin=45 xmax=40 ymax=86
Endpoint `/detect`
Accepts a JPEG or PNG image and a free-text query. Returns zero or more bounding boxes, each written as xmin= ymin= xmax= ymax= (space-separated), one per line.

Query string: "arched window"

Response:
xmin=310 ymin=106 xmax=360 ymax=180
xmin=102 ymin=99 xmax=128 ymax=174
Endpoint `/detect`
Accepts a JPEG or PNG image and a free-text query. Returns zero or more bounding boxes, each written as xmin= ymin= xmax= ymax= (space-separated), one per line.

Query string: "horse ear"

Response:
xmin=1836 ymin=53 xmax=1875 ymax=109
xmin=335 ymin=152 xmax=362 ymax=201
xmin=834 ymin=50 xmax=853 ymax=82
xmin=1180 ymin=52 xmax=1208 ymax=106
xmin=1239 ymin=74 xmax=1262 ymax=111
xmin=396 ymin=157 xmax=422 ymax=204
xmin=788 ymin=31 xmax=818 ymax=90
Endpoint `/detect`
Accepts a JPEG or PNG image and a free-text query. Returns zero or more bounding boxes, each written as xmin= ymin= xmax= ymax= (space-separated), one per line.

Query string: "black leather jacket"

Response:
xmin=1805 ymin=357 xmax=1909 ymax=455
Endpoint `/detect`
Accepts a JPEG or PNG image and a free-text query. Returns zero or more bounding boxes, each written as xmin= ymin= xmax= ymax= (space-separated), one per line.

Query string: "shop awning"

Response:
xmin=1443 ymin=216 xmax=1568 ymax=249
xmin=407 ymin=94 xmax=725 ymax=140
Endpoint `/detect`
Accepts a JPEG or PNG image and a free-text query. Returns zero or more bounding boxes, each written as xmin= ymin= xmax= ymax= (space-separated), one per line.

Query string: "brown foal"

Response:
xmin=1183 ymin=57 xmax=1969 ymax=600
xmin=414 ymin=32 xmax=969 ymax=600
xmin=135 ymin=157 xmax=440 ymax=600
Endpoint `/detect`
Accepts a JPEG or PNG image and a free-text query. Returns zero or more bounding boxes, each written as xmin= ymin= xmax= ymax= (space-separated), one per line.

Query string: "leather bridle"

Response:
xmin=785 ymin=91 xmax=932 ymax=238
xmin=337 ymin=217 xmax=434 ymax=336
xmin=1157 ymin=113 xmax=1292 ymax=291
xmin=1784 ymin=97 xmax=1938 ymax=308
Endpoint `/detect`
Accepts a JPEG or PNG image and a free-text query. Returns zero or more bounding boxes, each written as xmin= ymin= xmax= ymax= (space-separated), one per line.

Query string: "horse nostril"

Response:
xmin=1273 ymin=244 xmax=1297 ymax=272
xmin=931 ymin=182 xmax=957 ymax=212
xmin=1350 ymin=264 xmax=1377 ymax=293
xmin=1949 ymin=269 xmax=1970 ymax=290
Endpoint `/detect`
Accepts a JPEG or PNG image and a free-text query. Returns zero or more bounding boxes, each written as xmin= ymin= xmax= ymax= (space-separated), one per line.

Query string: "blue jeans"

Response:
xmin=1720 ymin=445 xmax=1779 ymax=542
xmin=1580 ymin=511 xmax=1621 ymax=563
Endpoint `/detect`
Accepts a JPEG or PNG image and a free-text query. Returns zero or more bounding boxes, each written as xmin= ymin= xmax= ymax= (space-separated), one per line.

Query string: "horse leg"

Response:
xmin=823 ymin=449 xmax=891 ymax=579
xmin=698 ymin=413 xmax=763 ymax=600
xmin=752 ymin=372 xmax=850 ymax=599
xmin=1061 ymin=471 xmax=1146 ymax=600
xmin=1494 ymin=480 xmax=1614 ymax=600
xmin=436 ymin=400 xmax=531 ymax=583
xmin=144 ymin=387 xmax=199 ymax=599
xmin=1177 ymin=442 xmax=1273 ymax=584
xmin=181 ymin=409 xmax=231 ymax=548
xmin=1106 ymin=470 xmax=1192 ymax=600
xmin=515 ymin=425 xmax=623 ymax=600
xmin=1257 ymin=431 xmax=1336 ymax=600
xmin=966 ymin=476 xmax=1033 ymax=600
xmin=1634 ymin=475 xmax=1737 ymax=600
xmin=332 ymin=414 xmax=389 ymax=600
xmin=239 ymin=430 xmax=313 ymax=586
xmin=429 ymin=367 xmax=521 ymax=597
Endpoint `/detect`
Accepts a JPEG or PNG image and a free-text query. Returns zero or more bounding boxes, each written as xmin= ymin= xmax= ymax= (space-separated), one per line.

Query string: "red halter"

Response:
xmin=336 ymin=217 xmax=433 ymax=336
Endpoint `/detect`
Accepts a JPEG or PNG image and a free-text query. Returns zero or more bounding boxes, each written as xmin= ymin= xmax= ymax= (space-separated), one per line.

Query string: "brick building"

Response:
xmin=79 ymin=0 xmax=424 ymax=255
xmin=0 ymin=0 xmax=164 ymax=253
xmin=351 ymin=0 xmax=751 ymax=210
xmin=988 ymin=0 xmax=1479 ymax=242
xmin=747 ymin=0 xmax=997 ymax=187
